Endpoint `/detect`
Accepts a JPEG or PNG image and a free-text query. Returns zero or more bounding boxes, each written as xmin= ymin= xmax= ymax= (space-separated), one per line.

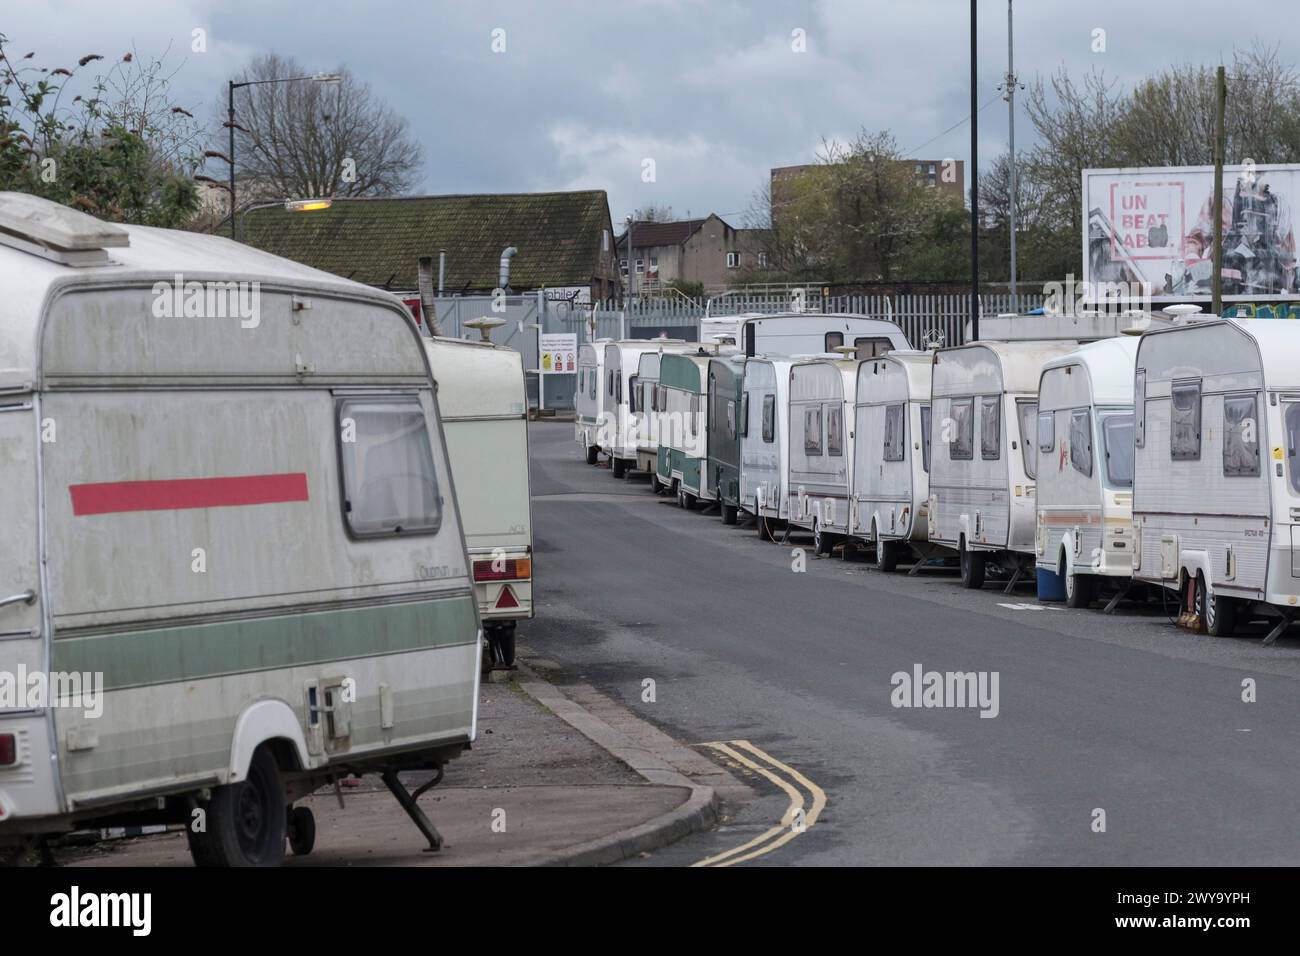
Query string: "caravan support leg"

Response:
xmin=381 ymin=769 xmax=445 ymax=853
xmin=1002 ymin=563 xmax=1025 ymax=594
xmin=1103 ymin=582 xmax=1131 ymax=615
xmin=1263 ymin=613 xmax=1294 ymax=647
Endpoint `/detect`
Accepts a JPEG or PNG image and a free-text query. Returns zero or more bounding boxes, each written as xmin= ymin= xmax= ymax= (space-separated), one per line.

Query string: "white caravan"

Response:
xmin=0 ymin=193 xmax=480 ymax=866
xmin=1034 ymin=337 xmax=1140 ymax=607
xmin=423 ymin=337 xmax=533 ymax=666
xmin=739 ymin=357 xmax=796 ymax=540
xmin=739 ymin=313 xmax=912 ymax=359
xmin=1131 ymin=318 xmax=1300 ymax=640
xmin=575 ymin=339 xmax=612 ymax=464
xmin=849 ymin=351 xmax=935 ymax=570
xmin=786 ymin=357 xmax=858 ymax=555
xmin=929 ymin=341 xmax=1077 ymax=588
xmin=603 ymin=339 xmax=689 ymax=478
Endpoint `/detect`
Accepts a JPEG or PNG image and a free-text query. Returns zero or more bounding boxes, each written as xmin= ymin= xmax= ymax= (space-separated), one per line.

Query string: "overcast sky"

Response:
xmin=9 ymin=1 xmax=1294 ymax=225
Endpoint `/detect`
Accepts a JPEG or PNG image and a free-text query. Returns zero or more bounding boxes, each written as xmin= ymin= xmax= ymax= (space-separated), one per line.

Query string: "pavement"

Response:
xmin=523 ymin=419 xmax=1300 ymax=866
xmin=66 ymin=664 xmax=722 ymax=868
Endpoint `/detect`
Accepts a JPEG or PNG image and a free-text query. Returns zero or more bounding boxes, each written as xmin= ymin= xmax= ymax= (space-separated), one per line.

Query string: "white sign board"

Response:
xmin=539 ymin=333 xmax=577 ymax=375
xmin=1083 ymin=164 xmax=1300 ymax=302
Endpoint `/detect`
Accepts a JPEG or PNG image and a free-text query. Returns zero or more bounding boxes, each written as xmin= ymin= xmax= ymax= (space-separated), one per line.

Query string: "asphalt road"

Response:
xmin=524 ymin=419 xmax=1300 ymax=866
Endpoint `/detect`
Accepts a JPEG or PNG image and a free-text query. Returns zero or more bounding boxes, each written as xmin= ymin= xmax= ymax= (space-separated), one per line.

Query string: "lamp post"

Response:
xmin=226 ymin=72 xmax=341 ymax=239
xmin=236 ymin=198 xmax=334 ymax=243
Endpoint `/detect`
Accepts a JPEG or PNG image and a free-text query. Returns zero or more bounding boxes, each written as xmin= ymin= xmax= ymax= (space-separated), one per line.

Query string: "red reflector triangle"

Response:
xmin=495 ymin=585 xmax=520 ymax=609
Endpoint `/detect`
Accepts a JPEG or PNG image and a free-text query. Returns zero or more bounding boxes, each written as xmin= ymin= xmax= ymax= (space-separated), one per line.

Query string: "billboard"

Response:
xmin=1082 ymin=164 xmax=1299 ymax=302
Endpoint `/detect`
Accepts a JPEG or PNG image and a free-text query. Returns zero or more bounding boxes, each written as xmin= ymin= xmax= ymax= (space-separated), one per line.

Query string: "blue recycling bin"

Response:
xmin=1036 ymin=565 xmax=1066 ymax=602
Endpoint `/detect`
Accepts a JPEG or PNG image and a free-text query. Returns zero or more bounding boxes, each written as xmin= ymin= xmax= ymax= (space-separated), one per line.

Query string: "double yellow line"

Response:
xmin=691 ymin=739 xmax=826 ymax=867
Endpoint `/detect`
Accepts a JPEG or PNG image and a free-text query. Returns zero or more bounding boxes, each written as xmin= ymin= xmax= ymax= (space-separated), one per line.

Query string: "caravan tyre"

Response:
xmin=722 ymin=503 xmax=738 ymax=525
xmin=959 ymin=542 xmax=986 ymax=590
xmin=875 ymin=537 xmax=899 ymax=572
xmin=1065 ymin=568 xmax=1094 ymax=609
xmin=192 ymin=747 xmax=286 ymax=867
xmin=813 ymin=521 xmax=833 ymax=556
xmin=585 ymin=444 xmax=599 ymax=465
xmin=287 ymin=806 xmax=316 ymax=856
xmin=612 ymin=457 xmax=627 ymax=478
xmin=492 ymin=622 xmax=518 ymax=666
xmin=1204 ymin=583 xmax=1238 ymax=638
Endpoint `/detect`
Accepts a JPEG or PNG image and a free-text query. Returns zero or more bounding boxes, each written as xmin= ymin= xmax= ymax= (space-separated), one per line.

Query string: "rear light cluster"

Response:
xmin=0 ymin=733 xmax=16 ymax=767
xmin=472 ymin=557 xmax=532 ymax=582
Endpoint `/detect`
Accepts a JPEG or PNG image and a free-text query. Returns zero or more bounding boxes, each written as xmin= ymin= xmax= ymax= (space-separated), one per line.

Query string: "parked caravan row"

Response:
xmin=576 ymin=306 xmax=1300 ymax=643
xmin=0 ymin=193 xmax=514 ymax=866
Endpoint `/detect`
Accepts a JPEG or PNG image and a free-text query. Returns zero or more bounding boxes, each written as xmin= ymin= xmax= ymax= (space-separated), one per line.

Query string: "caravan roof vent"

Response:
xmin=1162 ymin=303 xmax=1206 ymax=325
xmin=0 ymin=192 xmax=128 ymax=267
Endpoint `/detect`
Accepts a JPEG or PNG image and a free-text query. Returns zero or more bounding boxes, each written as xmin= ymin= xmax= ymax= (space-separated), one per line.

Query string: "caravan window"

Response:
xmin=741 ymin=392 xmax=749 ymax=438
xmin=1102 ymin=413 xmax=1135 ymax=487
xmin=608 ymin=370 xmax=615 ymax=398
xmin=950 ymin=398 xmax=974 ymax=460
xmin=590 ymin=372 xmax=597 ymax=401
xmin=827 ymin=404 xmax=843 ymax=456
xmin=1069 ymin=409 xmax=1093 ymax=477
xmin=616 ymin=376 xmax=623 ymax=404
xmin=1037 ymin=410 xmax=1055 ymax=453
xmin=824 ymin=332 xmax=844 ymax=352
xmin=689 ymin=393 xmax=699 ymax=437
xmin=726 ymin=400 xmax=737 ymax=440
xmin=336 ymin=397 xmax=442 ymax=538
xmin=920 ymin=405 xmax=932 ymax=473
xmin=762 ymin=395 xmax=775 ymax=443
xmin=854 ymin=337 xmax=894 ymax=360
xmin=628 ymin=377 xmax=638 ymax=413
xmin=1018 ymin=402 xmax=1038 ymax=479
xmin=804 ymin=406 xmax=823 ymax=456
xmin=1223 ymin=393 xmax=1261 ymax=477
xmin=656 ymin=384 xmax=667 ymax=410
xmin=883 ymin=404 xmax=906 ymax=462
xmin=1171 ymin=380 xmax=1202 ymax=460
xmin=980 ymin=396 xmax=1001 ymax=460
xmin=1286 ymin=403 xmax=1300 ymax=493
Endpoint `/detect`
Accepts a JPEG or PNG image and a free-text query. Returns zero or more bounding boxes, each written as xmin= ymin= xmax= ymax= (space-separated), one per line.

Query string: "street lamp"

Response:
xmin=226 ymin=72 xmax=342 ymax=239
xmin=237 ymin=197 xmax=334 ymax=242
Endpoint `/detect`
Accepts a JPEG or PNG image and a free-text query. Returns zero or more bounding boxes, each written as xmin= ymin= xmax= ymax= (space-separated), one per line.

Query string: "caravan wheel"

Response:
xmin=189 ymin=747 xmax=287 ymax=867
xmin=722 ymin=503 xmax=738 ymax=525
xmin=1064 ymin=558 xmax=1094 ymax=609
xmin=287 ymin=806 xmax=316 ymax=856
xmin=612 ymin=457 xmax=627 ymax=479
xmin=1202 ymin=577 xmax=1238 ymax=637
xmin=585 ymin=444 xmax=599 ymax=465
xmin=813 ymin=520 xmax=833 ymax=556
xmin=875 ymin=537 xmax=899 ymax=572
xmin=959 ymin=540 xmax=986 ymax=589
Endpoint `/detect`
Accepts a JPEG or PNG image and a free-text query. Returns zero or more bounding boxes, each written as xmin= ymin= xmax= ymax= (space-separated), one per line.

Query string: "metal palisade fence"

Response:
xmin=427 ymin=291 xmax=1046 ymax=409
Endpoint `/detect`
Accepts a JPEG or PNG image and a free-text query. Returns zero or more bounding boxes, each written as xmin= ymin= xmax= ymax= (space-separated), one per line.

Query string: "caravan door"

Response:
xmin=0 ymin=397 xmax=60 ymax=818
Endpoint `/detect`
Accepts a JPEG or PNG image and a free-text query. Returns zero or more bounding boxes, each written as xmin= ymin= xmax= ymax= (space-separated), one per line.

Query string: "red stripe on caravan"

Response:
xmin=70 ymin=473 xmax=309 ymax=516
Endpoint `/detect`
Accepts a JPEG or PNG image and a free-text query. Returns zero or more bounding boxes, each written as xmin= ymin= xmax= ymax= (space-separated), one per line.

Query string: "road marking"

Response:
xmin=997 ymin=602 xmax=1063 ymax=611
xmin=692 ymin=739 xmax=826 ymax=867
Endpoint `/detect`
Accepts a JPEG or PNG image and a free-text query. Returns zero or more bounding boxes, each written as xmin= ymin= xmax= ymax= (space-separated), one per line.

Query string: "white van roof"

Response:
xmin=0 ymin=196 xmax=404 ymax=390
xmin=1041 ymin=336 xmax=1139 ymax=406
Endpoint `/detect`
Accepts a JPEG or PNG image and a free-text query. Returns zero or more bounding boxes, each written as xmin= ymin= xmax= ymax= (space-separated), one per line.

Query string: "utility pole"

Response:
xmin=1002 ymin=0 xmax=1022 ymax=313
xmin=227 ymin=80 xmax=237 ymax=239
xmin=1212 ymin=64 xmax=1227 ymax=316
xmin=970 ymin=0 xmax=980 ymax=340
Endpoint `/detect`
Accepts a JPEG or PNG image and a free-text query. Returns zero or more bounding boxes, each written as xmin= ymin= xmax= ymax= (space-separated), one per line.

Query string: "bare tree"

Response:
xmin=226 ymin=53 xmax=422 ymax=200
xmin=633 ymin=203 xmax=674 ymax=222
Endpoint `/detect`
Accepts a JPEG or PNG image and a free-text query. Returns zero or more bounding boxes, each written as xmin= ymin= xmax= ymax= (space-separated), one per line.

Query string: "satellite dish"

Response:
xmin=464 ymin=316 xmax=507 ymax=343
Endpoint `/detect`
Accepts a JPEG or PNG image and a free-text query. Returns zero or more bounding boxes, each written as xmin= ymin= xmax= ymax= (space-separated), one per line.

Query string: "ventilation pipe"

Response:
xmin=438 ymin=249 xmax=446 ymax=296
xmin=499 ymin=246 xmax=518 ymax=290
xmin=417 ymin=256 xmax=441 ymax=336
